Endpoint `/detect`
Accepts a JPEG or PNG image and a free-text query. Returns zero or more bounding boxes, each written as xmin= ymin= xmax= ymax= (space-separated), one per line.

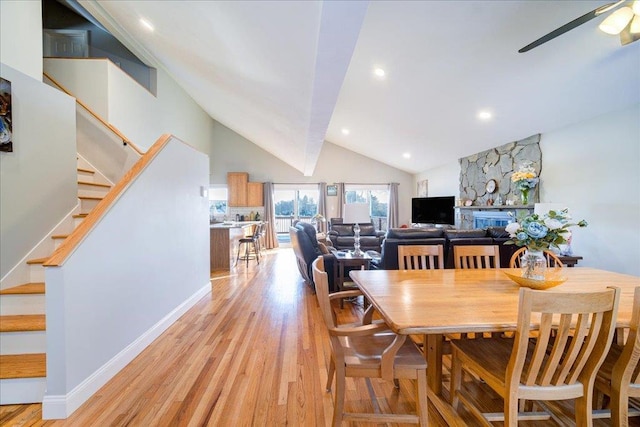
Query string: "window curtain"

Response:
xmin=318 ymin=182 xmax=327 ymax=233
xmin=336 ymin=182 xmax=345 ymax=219
xmin=388 ymin=182 xmax=399 ymax=229
xmin=262 ymin=182 xmax=279 ymax=249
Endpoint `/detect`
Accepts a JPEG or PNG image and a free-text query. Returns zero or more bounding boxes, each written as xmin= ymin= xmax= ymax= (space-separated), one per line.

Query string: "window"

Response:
xmin=274 ymin=190 xmax=295 ymax=217
xmin=273 ymin=184 xmax=320 ymax=233
xmin=297 ymin=189 xmax=318 ymax=218
xmin=344 ymin=184 xmax=389 ymax=231
xmin=209 ymin=186 xmax=228 ymax=220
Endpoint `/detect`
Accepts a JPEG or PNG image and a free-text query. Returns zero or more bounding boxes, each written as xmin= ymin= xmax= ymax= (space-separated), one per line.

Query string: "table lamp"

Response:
xmin=343 ymin=203 xmax=370 ymax=257
xmin=311 ymin=213 xmax=326 ymax=232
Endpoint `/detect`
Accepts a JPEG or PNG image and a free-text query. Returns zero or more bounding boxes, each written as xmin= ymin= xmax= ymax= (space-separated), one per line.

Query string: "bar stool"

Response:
xmin=235 ymin=223 xmax=262 ymax=267
xmin=258 ymin=222 xmax=267 ymax=254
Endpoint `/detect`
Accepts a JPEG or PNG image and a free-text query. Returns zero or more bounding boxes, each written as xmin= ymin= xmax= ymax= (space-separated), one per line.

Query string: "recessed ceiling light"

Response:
xmin=402 ymin=152 xmax=411 ymax=159
xmin=478 ymin=111 xmax=492 ymax=120
xmin=341 ymin=128 xmax=350 ymax=135
xmin=373 ymin=68 xmax=386 ymax=78
xmin=139 ymin=18 xmax=155 ymax=32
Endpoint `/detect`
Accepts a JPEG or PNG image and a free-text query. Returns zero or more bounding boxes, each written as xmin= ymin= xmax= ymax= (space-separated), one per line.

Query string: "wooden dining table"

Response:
xmin=349 ymin=267 xmax=640 ymax=425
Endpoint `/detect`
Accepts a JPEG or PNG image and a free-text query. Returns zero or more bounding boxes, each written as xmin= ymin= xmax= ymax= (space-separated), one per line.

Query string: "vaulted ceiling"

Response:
xmin=80 ymin=0 xmax=640 ymax=176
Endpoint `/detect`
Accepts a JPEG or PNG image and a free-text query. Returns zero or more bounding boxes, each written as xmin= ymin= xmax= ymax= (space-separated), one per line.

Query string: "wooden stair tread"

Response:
xmin=78 ymin=181 xmax=110 ymax=188
xmin=0 ymin=354 xmax=46 ymax=379
xmin=26 ymin=257 xmax=48 ymax=265
xmin=0 ymin=283 xmax=45 ymax=295
xmin=0 ymin=315 xmax=46 ymax=332
xmin=78 ymin=196 xmax=103 ymax=201
xmin=77 ymin=167 xmax=95 ymax=174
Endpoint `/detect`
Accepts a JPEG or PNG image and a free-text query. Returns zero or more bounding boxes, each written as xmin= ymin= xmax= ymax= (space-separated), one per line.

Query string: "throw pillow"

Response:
xmin=318 ymin=242 xmax=330 ymax=254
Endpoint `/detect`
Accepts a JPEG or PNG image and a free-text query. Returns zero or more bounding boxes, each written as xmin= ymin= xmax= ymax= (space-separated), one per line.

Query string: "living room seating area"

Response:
xmin=378 ymin=226 xmax=517 ymax=270
xmin=326 ymin=219 xmax=385 ymax=253
xmin=291 ymin=221 xmax=523 ymax=292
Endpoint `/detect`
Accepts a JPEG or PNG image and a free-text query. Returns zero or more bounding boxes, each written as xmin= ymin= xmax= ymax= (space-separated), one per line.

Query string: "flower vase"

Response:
xmin=520 ymin=188 xmax=529 ymax=205
xmin=521 ymin=249 xmax=546 ymax=280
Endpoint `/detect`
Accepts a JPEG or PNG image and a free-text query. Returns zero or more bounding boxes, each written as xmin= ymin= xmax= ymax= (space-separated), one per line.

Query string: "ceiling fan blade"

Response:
xmin=518 ymin=1 xmax=623 ymax=53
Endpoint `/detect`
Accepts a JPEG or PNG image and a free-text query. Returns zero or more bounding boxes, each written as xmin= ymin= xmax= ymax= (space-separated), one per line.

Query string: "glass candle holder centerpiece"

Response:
xmin=352 ymin=223 xmax=364 ymax=257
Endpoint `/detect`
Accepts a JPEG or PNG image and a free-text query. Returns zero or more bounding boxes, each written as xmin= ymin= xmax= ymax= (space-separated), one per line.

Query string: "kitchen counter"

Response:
xmin=210 ymin=222 xmax=259 ymax=271
xmin=210 ymin=221 xmax=261 ymax=229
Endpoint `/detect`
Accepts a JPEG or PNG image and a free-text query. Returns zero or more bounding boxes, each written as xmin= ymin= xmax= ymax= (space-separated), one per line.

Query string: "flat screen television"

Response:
xmin=411 ymin=196 xmax=455 ymax=225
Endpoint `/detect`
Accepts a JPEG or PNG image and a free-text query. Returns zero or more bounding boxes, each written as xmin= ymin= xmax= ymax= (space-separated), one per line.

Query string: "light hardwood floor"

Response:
xmin=0 ymin=248 xmax=636 ymax=426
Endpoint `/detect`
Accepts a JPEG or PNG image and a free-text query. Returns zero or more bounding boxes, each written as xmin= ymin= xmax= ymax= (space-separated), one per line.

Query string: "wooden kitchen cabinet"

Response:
xmin=227 ymin=172 xmax=248 ymax=207
xmin=227 ymin=172 xmax=263 ymax=207
xmin=247 ymin=182 xmax=263 ymax=207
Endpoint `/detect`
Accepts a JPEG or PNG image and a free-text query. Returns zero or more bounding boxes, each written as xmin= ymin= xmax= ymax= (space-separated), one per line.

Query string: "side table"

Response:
xmin=333 ymin=251 xmax=372 ymax=308
xmin=558 ymin=255 xmax=583 ymax=267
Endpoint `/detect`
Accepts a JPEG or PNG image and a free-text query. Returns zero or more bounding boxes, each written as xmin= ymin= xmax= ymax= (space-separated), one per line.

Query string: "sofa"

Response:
xmin=290 ymin=222 xmax=337 ymax=291
xmin=327 ymin=221 xmax=385 ymax=252
xmin=378 ymin=226 xmax=518 ymax=270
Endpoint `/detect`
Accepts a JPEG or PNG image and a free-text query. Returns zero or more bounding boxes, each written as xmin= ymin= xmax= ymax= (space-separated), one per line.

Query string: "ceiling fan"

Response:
xmin=519 ymin=0 xmax=640 ymax=53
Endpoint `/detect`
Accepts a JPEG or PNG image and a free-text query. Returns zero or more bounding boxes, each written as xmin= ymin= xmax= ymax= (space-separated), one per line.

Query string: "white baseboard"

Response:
xmin=42 ymin=282 xmax=211 ymax=419
xmin=0 ymin=377 xmax=47 ymax=405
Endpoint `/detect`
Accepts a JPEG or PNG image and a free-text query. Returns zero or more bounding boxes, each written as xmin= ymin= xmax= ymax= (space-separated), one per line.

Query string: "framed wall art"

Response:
xmin=326 ymin=185 xmax=337 ymax=196
xmin=0 ymin=78 xmax=12 ymax=153
xmin=417 ymin=179 xmax=428 ymax=197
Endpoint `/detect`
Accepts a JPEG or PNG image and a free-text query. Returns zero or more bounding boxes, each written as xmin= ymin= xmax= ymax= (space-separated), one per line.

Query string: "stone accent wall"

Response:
xmin=459 ymin=134 xmax=542 ymax=206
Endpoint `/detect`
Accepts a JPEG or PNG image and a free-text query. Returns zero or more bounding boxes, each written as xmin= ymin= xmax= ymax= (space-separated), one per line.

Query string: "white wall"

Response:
xmin=44 ymin=59 xmax=110 ymax=118
xmin=43 ymin=136 xmax=210 ymax=418
xmin=414 ymin=162 xmax=459 ymax=198
xmin=540 ymin=104 xmax=640 ymax=276
xmin=0 ymin=0 xmax=43 ymax=81
xmin=210 ymin=121 xmax=415 ymax=225
xmin=0 ymin=63 xmax=77 ymax=280
xmin=108 ymin=60 xmax=215 ymax=154
xmin=417 ymin=104 xmax=640 ymax=276
xmin=44 ymin=58 xmax=215 ymax=156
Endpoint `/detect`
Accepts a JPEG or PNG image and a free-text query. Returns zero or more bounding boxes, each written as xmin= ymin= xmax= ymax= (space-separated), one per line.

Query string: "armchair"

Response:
xmin=290 ymin=221 xmax=337 ymax=291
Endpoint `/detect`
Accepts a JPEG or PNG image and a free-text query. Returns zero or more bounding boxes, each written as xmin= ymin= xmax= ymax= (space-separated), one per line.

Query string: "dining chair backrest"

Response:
xmin=312 ymin=257 xmax=335 ymax=329
xmin=613 ymin=286 xmax=640 ymax=390
xmin=398 ymin=244 xmax=444 ymax=270
xmin=509 ymin=287 xmax=620 ymax=396
xmin=595 ymin=286 xmax=640 ymax=426
xmin=454 ymin=245 xmax=500 ymax=269
xmin=450 ymin=286 xmax=621 ymax=426
xmin=509 ymin=247 xmax=564 ymax=269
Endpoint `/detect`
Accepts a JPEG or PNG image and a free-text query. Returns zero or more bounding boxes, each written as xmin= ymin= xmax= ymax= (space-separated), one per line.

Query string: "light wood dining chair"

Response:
xmin=397 ymin=245 xmax=444 ymax=348
xmin=450 ymin=286 xmax=620 ymax=426
xmin=398 ymin=244 xmax=444 ymax=270
xmin=594 ymin=286 xmax=640 ymax=426
xmin=312 ymin=258 xmax=428 ymax=426
xmin=454 ymin=245 xmax=501 ymax=269
xmin=509 ymin=247 xmax=564 ymax=269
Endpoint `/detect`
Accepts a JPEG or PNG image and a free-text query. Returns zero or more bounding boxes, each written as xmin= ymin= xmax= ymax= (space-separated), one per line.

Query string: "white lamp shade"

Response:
xmin=633 ymin=0 xmax=640 ymax=16
xmin=599 ymin=6 xmax=634 ymax=35
xmin=343 ymin=203 xmax=370 ymax=224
